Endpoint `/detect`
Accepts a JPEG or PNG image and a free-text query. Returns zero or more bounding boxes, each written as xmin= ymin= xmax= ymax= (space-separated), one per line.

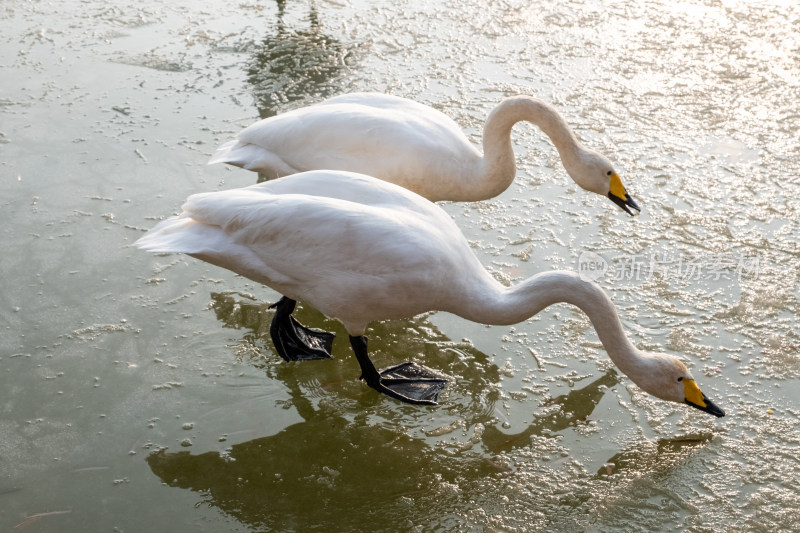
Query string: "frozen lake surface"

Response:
xmin=1 ymin=0 xmax=799 ymax=531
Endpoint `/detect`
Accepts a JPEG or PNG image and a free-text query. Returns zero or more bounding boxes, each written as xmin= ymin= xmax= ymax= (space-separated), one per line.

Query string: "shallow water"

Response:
xmin=1 ymin=0 xmax=799 ymax=531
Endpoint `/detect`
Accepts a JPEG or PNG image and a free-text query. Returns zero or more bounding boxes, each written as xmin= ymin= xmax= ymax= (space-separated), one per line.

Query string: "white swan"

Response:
xmin=135 ymin=170 xmax=721 ymax=416
xmin=209 ymin=93 xmax=641 ymax=214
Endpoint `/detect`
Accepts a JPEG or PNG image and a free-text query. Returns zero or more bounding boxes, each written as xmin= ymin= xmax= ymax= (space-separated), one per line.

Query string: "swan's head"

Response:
xmin=565 ymin=149 xmax=640 ymax=216
xmin=635 ymin=354 xmax=725 ymax=417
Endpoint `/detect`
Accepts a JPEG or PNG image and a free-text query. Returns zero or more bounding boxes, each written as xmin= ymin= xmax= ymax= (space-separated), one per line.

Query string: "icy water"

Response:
xmin=2 ymin=0 xmax=799 ymax=531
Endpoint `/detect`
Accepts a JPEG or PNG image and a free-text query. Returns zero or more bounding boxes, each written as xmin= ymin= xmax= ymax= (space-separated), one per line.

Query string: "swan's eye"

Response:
xmin=606 ymin=170 xmax=612 ymax=176
xmin=677 ymin=377 xmax=684 ymax=382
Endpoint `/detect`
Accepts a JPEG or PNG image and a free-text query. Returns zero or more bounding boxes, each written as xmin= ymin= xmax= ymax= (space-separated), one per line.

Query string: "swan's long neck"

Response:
xmin=479 ymin=96 xmax=583 ymax=199
xmin=458 ymin=270 xmax=643 ymax=378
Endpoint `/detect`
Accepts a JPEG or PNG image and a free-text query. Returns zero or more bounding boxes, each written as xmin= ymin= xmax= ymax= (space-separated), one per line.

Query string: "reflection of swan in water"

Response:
xmin=146 ymin=367 xmax=501 ymax=531
xmin=244 ymin=0 xmax=360 ymax=121
xmin=146 ymin=294 xmax=681 ymax=530
xmin=481 ymin=369 xmax=621 ymax=453
xmin=136 ymin=170 xmax=724 ymax=417
xmin=596 ymin=433 xmax=714 ymax=478
xmin=144 ymin=314 xmax=641 ymax=531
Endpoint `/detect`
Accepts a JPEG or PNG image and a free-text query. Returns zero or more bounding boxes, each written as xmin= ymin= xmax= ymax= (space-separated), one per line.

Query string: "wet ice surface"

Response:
xmin=1 ymin=0 xmax=799 ymax=531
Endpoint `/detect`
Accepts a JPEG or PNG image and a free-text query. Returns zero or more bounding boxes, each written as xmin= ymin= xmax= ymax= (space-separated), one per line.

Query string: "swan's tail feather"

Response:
xmin=134 ymin=217 xmax=223 ymax=255
xmin=207 ymin=139 xmax=241 ymax=166
xmin=209 ymin=141 xmax=298 ymax=176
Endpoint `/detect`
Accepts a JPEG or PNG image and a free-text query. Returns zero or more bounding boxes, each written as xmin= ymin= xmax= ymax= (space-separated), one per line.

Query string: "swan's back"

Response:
xmin=210 ymin=93 xmax=483 ymax=200
xmin=135 ymin=171 xmax=488 ymax=333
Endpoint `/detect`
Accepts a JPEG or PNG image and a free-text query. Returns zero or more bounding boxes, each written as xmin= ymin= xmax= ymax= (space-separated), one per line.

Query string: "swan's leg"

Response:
xmin=269 ymin=297 xmax=334 ymax=361
xmin=349 ymin=335 xmax=447 ymax=405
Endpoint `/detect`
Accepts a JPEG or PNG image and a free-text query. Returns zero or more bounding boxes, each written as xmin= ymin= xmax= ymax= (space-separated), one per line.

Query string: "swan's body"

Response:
xmin=136 ymin=170 xmax=720 ymax=415
xmin=209 ymin=93 xmax=640 ymax=214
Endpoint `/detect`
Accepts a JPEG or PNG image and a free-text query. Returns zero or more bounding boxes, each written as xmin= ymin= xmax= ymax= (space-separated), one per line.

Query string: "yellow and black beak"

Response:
xmin=608 ymin=173 xmax=641 ymax=216
xmin=683 ymin=378 xmax=725 ymax=417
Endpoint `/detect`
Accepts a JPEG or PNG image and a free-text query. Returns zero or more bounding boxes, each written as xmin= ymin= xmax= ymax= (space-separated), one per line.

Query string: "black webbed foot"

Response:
xmin=376 ymin=362 xmax=448 ymax=404
xmin=269 ymin=297 xmax=334 ymax=362
xmin=349 ymin=335 xmax=448 ymax=405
